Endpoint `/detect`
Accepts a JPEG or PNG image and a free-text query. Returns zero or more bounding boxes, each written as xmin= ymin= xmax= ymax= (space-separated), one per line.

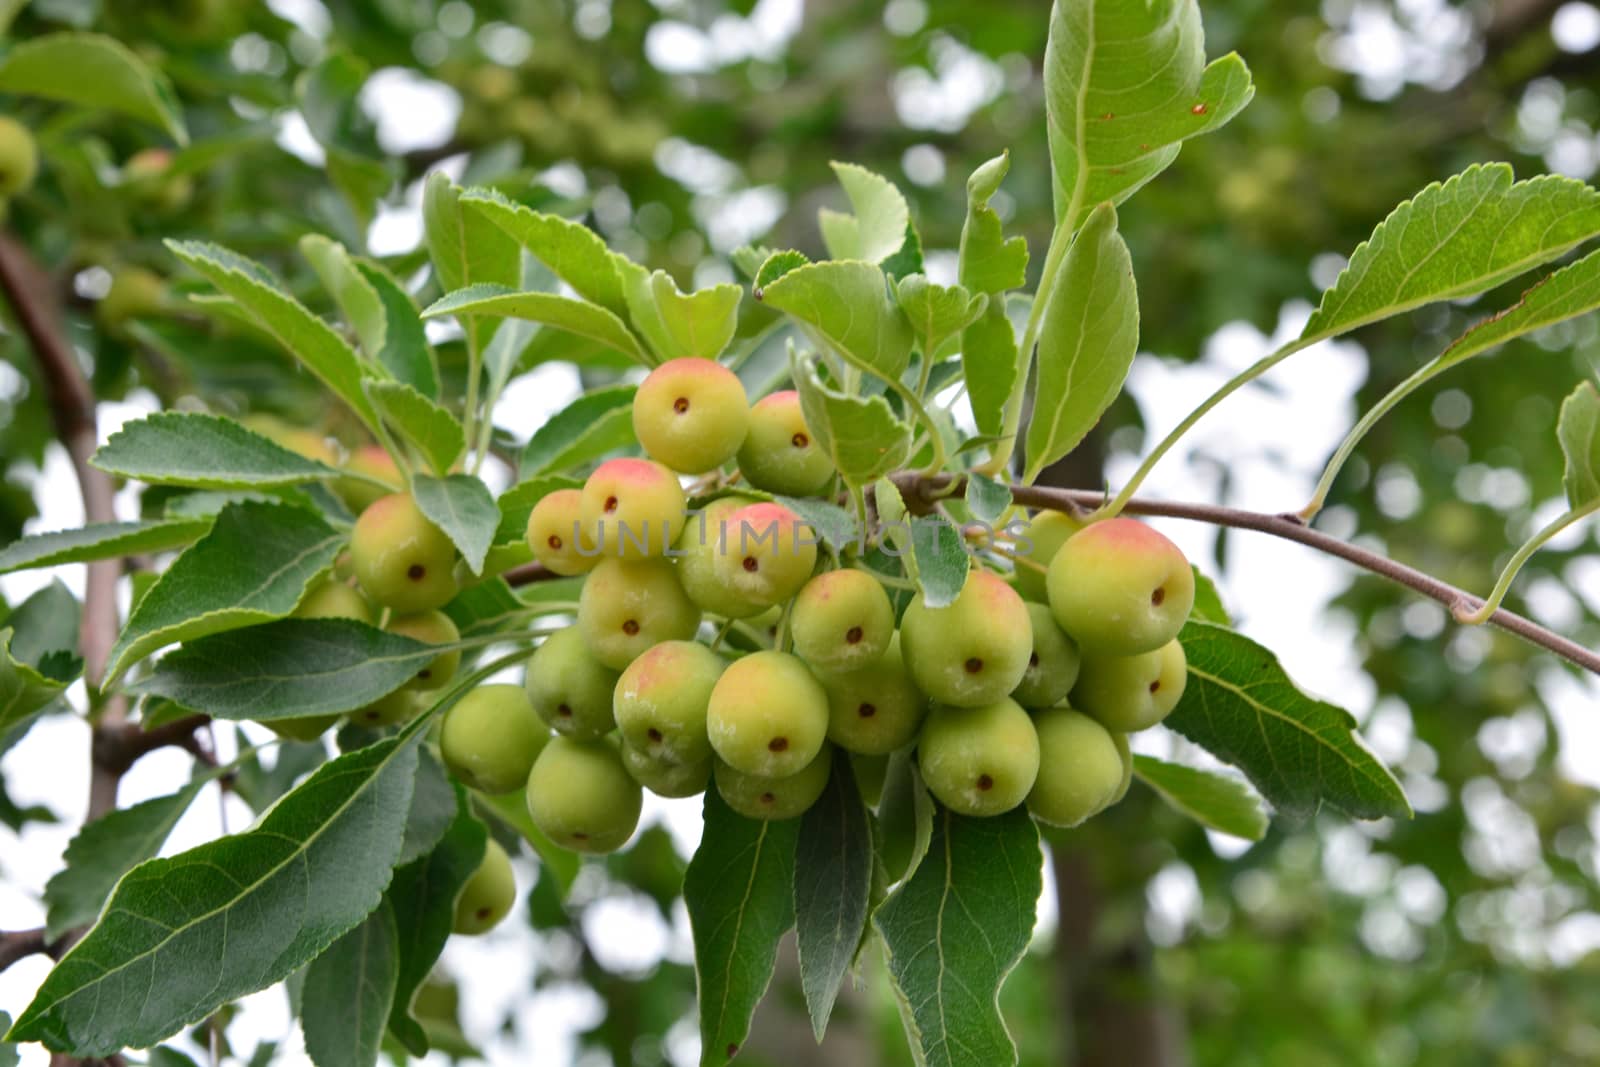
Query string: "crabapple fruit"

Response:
xmin=526 ymin=488 xmax=598 ymax=577
xmin=524 ymin=625 xmax=621 ymax=738
xmin=525 ymin=736 xmax=642 ymax=854
xmin=789 ymin=568 xmax=894 ymax=674
xmin=1071 ymin=638 xmax=1188 ymax=733
xmin=632 ymin=357 xmax=750 ymax=474
xmin=673 ymin=496 xmax=767 ymax=619
xmin=709 ymin=501 xmax=818 ymax=609
xmin=1026 ymin=706 xmax=1125 ymax=827
xmin=1012 ymin=509 xmax=1083 ymax=603
xmin=452 ymin=838 xmax=515 ymax=935
xmin=916 ymin=697 xmax=1040 ymax=817
xmin=387 ymin=609 xmax=460 ymax=692
xmin=0 ymin=117 xmax=38 ymax=199
xmin=579 ymin=457 xmax=686 ymax=559
xmin=350 ymin=492 xmax=459 ymax=614
xmin=577 ymin=557 xmax=702 ymax=670
xmin=613 ymin=639 xmax=723 ymax=766
xmin=440 ymin=684 xmax=549 ymax=795
xmin=338 ymin=444 xmax=404 ymax=514
xmin=821 ymin=634 xmax=927 ymax=756
xmin=1047 ymin=518 xmax=1194 ymax=656
xmin=735 ymin=390 xmax=833 ymax=495
xmin=706 ymin=651 xmax=829 ymax=778
xmin=714 ymin=746 xmax=833 ymax=820
xmin=900 ymin=569 xmax=1032 ymax=707
xmin=1011 ymin=603 xmax=1080 ymax=708
xmin=621 ymin=743 xmax=713 ymax=799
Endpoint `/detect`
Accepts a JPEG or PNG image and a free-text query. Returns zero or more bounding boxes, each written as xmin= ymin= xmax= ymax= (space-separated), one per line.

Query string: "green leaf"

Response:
xmin=684 ymin=788 xmax=800 ymax=1067
xmin=7 ymin=735 xmax=423 ymax=1056
xmin=519 ymin=385 xmax=639 ymax=478
xmin=1190 ymin=568 xmax=1231 ymax=626
xmin=1559 ymin=380 xmax=1600 ymax=509
xmin=298 ymin=53 xmax=391 ymax=229
xmin=495 ymin=475 xmax=584 ymax=547
xmin=793 ymin=354 xmax=913 ymax=485
xmin=92 ymin=413 xmax=340 ymax=489
xmin=1045 ymin=0 xmax=1253 ymax=229
xmin=356 ymin=262 xmax=439 ymax=400
xmin=301 ymin=235 xmax=387 ymax=361
xmin=365 ymin=382 xmax=465 ymax=476
xmin=959 ymin=153 xmax=1030 ymax=295
xmin=1168 ymin=620 xmax=1410 ymax=820
xmin=422 ymin=176 xmax=522 ymax=355
xmin=962 ymin=304 xmax=1020 ymax=439
xmin=0 ymin=1013 xmax=14 ymax=1067
xmin=167 ymin=241 xmax=382 ymax=436
xmin=820 ymin=162 xmax=911 ymax=265
xmin=302 ymin=900 xmax=399 ymax=1067
xmin=1303 ymin=164 xmax=1600 ymax=344
xmin=4 ymin=580 xmax=79 ymax=670
xmin=105 ymin=503 xmax=343 ymax=682
xmin=459 ymin=189 xmax=628 ymax=316
xmin=0 ymin=519 xmax=209 ymax=574
xmin=1 ymin=628 xmax=75 ymax=739
xmin=621 ymin=267 xmax=743 ymax=362
xmin=894 ymin=275 xmax=986 ymax=364
xmin=874 ymin=807 xmax=1042 ymax=1067
xmin=959 ymin=476 xmax=1009 ymax=528
xmin=876 ymin=750 xmax=935 ymax=884
xmin=399 ymin=750 xmax=458 ymax=867
xmin=1432 ymin=248 xmax=1600 ymax=381
xmin=386 ymin=792 xmax=487 ymax=1056
xmin=1024 ymin=202 xmax=1138 ymax=483
xmin=910 ymin=514 xmax=969 ymax=609
xmin=0 ymin=32 xmax=187 ymax=144
xmin=794 ymin=751 xmax=872 ymax=1040
xmin=1133 ymin=756 xmax=1268 ymax=840
xmin=760 ymin=261 xmax=914 ymax=383
xmin=411 ymin=474 xmax=499 ymax=575
xmin=44 ymin=767 xmax=226 ymax=940
xmin=422 ymin=284 xmax=649 ymax=366
xmin=773 ymin=495 xmax=859 ymax=558
xmin=132 ymin=619 xmax=434 ymax=722
xmin=754 ymin=250 xmax=809 ymax=291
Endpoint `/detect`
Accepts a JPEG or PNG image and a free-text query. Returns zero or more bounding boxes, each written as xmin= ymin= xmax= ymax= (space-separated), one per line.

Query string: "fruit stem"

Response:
xmin=893 ymin=471 xmax=1600 ymax=677
xmin=1098 ymin=336 xmax=1314 ymax=518
xmin=1454 ymin=502 xmax=1600 ymax=625
xmin=1299 ymin=355 xmax=1441 ymax=522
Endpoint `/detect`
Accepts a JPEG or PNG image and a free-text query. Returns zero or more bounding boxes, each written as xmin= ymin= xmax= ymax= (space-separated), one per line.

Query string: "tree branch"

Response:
xmin=0 ymin=927 xmax=51 ymax=973
xmin=894 ymin=473 xmax=1600 ymax=677
xmin=0 ymin=233 xmax=130 ymax=817
xmin=502 ymin=560 xmax=557 ymax=587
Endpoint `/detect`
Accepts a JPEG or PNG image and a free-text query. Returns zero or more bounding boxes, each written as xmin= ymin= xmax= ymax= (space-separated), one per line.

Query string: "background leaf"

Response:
xmin=1133 ymin=756 xmax=1268 ymax=841
xmin=1024 ymin=202 xmax=1138 ymax=482
xmin=0 ymin=629 xmax=74 ymax=738
xmin=874 ymin=806 xmax=1042 ymax=1067
xmin=0 ymin=32 xmax=187 ymax=143
xmin=1168 ymin=621 xmax=1410 ymax=820
xmin=0 ymin=520 xmax=209 ymax=575
xmin=386 ymin=792 xmax=487 ymax=1056
xmin=1558 ymin=380 xmax=1600 ymax=509
xmin=7 ymin=736 xmax=422 ymax=1056
xmin=793 ymin=751 xmax=872 ymax=1040
xmin=411 ymin=474 xmax=499 ymax=575
xmin=105 ymin=502 xmax=343 ymax=682
xmin=1302 ymin=164 xmax=1600 ymax=343
xmin=684 ymin=789 xmax=800 ymax=1067
xmin=519 ymin=386 xmax=638 ymax=477
xmin=132 ymin=618 xmax=434 ymax=721
xmin=1045 ymin=0 xmax=1252 ymax=228
xmin=301 ymin=901 xmax=399 ymax=1067
xmin=92 ymin=413 xmax=339 ymax=489
xmin=760 ymin=261 xmax=914 ymax=382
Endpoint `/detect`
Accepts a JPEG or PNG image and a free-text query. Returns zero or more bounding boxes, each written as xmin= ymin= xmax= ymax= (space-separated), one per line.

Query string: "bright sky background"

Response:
xmin=6 ymin=1 xmax=1600 ymax=1064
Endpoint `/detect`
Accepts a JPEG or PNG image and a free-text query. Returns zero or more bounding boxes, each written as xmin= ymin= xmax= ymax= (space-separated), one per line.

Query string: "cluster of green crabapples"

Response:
xmin=266 ymin=356 xmax=1198 ymax=936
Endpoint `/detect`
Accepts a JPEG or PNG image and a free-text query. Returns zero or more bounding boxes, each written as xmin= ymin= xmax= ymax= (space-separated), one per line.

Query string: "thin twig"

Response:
xmin=0 ymin=234 xmax=132 ymax=818
xmin=894 ymin=472 xmax=1600 ymax=677
xmin=502 ymin=560 xmax=558 ymax=587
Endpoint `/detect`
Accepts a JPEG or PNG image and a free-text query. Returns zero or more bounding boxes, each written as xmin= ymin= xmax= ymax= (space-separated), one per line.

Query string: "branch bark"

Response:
xmin=0 ymin=234 xmax=130 ymax=817
xmin=894 ymin=473 xmax=1600 ymax=677
xmin=0 ymin=927 xmax=50 ymax=974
